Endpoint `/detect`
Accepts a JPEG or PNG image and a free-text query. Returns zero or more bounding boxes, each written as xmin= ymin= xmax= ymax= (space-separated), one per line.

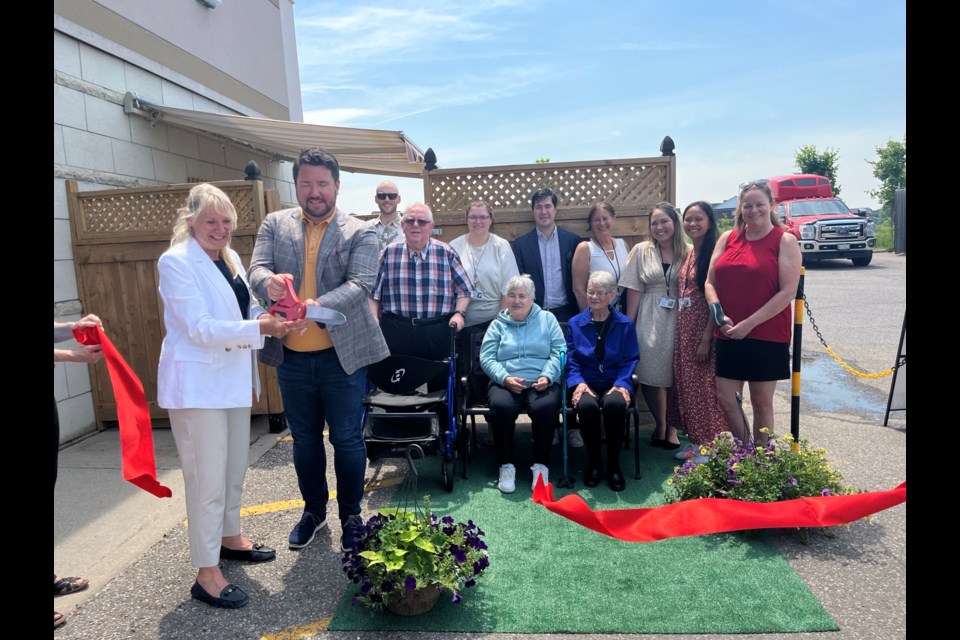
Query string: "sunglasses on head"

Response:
xmin=402 ymin=218 xmax=432 ymax=227
xmin=376 ymin=193 xmax=399 ymax=201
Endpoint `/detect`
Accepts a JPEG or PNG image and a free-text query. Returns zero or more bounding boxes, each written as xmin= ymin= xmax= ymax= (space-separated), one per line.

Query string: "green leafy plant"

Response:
xmin=666 ymin=431 xmax=856 ymax=504
xmin=341 ymin=496 xmax=490 ymax=611
xmin=873 ymin=218 xmax=894 ymax=251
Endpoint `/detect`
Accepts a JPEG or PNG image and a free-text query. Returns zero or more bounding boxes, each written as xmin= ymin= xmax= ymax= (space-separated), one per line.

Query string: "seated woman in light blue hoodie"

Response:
xmin=480 ymin=274 xmax=565 ymax=494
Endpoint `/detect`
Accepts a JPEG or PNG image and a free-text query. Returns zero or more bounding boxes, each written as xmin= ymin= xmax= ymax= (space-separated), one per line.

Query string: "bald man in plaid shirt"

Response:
xmin=369 ymin=202 xmax=474 ymax=391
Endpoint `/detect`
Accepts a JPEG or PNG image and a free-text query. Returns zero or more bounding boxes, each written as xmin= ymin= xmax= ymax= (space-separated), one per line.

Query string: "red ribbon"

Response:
xmin=532 ymin=477 xmax=905 ymax=542
xmin=74 ymin=326 xmax=172 ymax=499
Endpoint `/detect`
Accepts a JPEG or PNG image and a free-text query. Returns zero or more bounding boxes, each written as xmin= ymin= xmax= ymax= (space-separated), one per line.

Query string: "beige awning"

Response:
xmin=127 ymin=95 xmax=426 ymax=177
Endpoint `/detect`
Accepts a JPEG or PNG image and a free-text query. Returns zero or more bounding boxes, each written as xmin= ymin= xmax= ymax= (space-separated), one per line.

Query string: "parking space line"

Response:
xmin=233 ymin=475 xmax=406 ymax=519
xmin=259 ymin=615 xmax=331 ymax=639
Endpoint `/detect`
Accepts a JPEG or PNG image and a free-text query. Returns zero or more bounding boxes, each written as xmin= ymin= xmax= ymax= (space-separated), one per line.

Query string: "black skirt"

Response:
xmin=715 ymin=337 xmax=790 ymax=382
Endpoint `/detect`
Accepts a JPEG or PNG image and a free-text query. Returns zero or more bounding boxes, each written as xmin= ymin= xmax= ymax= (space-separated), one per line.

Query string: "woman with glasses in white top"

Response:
xmin=449 ymin=201 xmax=520 ymax=333
xmin=450 ymin=201 xmax=520 ymax=444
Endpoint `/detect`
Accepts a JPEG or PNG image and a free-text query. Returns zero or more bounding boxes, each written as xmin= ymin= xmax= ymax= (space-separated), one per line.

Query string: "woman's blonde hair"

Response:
xmin=170 ymin=183 xmax=240 ymax=277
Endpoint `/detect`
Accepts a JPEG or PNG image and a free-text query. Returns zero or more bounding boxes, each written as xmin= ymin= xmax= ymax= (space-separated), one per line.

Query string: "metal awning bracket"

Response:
xmin=123 ymin=92 xmax=163 ymax=127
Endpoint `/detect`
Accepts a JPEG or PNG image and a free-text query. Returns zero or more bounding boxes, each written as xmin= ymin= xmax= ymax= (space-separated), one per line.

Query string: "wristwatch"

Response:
xmin=454 ymin=310 xmax=467 ymax=319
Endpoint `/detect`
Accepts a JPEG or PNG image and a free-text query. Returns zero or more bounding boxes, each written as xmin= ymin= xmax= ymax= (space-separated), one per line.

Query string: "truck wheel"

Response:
xmin=851 ymin=255 xmax=872 ymax=267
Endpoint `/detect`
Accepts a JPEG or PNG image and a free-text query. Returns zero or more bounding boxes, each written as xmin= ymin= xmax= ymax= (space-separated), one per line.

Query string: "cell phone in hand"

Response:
xmin=710 ymin=302 xmax=729 ymax=328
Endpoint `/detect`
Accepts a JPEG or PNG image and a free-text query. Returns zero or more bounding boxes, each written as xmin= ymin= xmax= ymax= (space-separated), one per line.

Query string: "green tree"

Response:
xmin=867 ymin=136 xmax=906 ymax=216
xmin=534 ymin=157 xmax=550 ymax=164
xmin=794 ymin=145 xmax=841 ymax=196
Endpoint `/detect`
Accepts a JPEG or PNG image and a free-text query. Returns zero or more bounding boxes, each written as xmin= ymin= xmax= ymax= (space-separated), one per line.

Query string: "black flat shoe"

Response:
xmin=650 ymin=436 xmax=665 ymax=448
xmin=662 ymin=440 xmax=682 ymax=451
xmin=191 ymin=581 xmax=249 ymax=609
xmin=220 ymin=543 xmax=276 ymax=562
xmin=608 ymin=469 xmax=626 ymax=492
xmin=584 ymin=466 xmax=603 ymax=488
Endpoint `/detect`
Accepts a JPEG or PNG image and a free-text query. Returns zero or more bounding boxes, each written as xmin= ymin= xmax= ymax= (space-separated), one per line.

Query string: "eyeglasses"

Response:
xmin=376 ymin=193 xmax=399 ymax=201
xmin=467 ymin=215 xmax=491 ymax=222
xmin=586 ymin=290 xmax=612 ymax=297
xmin=402 ymin=218 xmax=432 ymax=227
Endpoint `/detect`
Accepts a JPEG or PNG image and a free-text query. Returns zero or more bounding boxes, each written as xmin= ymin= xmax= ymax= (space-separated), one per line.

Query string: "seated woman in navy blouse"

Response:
xmin=566 ymin=270 xmax=640 ymax=491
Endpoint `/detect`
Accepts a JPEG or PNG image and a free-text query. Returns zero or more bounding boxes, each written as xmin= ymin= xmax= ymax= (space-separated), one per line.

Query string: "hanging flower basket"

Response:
xmin=340 ymin=496 xmax=490 ymax=613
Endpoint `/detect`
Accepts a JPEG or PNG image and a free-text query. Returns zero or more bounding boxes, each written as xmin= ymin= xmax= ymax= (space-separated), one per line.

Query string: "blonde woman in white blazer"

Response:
xmin=157 ymin=184 xmax=299 ymax=609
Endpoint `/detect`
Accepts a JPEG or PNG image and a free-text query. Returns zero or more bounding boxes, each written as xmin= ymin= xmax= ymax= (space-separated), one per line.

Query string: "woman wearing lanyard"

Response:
xmin=620 ymin=202 xmax=688 ymax=450
xmin=668 ymin=202 xmax=731 ymax=463
xmin=449 ymin=200 xmax=520 ymax=368
xmin=571 ymin=201 xmax=630 ymax=313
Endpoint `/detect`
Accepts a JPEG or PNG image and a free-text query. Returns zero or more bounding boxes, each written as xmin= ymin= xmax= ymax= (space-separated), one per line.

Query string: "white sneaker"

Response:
xmin=531 ymin=463 xmax=549 ymax=491
xmin=675 ymin=443 xmax=699 ymax=460
xmin=567 ymin=429 xmax=584 ymax=448
xmin=691 ymin=454 xmax=710 ymax=465
xmin=551 ymin=429 xmax=560 ymax=446
xmin=497 ymin=464 xmax=516 ymax=493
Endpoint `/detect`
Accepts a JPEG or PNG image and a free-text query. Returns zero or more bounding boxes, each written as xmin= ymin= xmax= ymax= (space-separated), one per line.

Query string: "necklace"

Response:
xmin=595 ymin=238 xmax=621 ymax=280
xmin=592 ymin=311 xmax=613 ymax=373
xmin=468 ymin=237 xmax=489 ymax=272
xmin=467 ymin=236 xmax=490 ymax=295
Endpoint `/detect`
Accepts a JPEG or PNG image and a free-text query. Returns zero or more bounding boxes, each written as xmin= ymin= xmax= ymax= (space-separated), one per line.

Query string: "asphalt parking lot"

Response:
xmin=53 ymin=252 xmax=906 ymax=640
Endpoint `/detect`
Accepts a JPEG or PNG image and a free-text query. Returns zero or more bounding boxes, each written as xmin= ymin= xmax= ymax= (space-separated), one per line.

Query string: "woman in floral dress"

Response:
xmin=668 ymin=202 xmax=730 ymax=462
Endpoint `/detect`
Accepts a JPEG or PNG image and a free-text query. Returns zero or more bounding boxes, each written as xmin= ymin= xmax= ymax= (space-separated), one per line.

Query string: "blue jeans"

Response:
xmin=277 ymin=347 xmax=367 ymax=520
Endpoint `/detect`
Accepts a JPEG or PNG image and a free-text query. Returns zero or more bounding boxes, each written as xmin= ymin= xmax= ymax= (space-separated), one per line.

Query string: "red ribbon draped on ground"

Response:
xmin=532 ymin=478 xmax=905 ymax=542
xmin=74 ymin=326 xmax=172 ymax=499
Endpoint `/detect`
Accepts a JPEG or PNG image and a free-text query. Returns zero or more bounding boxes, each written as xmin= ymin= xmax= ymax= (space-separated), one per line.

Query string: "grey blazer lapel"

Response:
xmin=314 ymin=210 xmax=344 ymax=292
xmin=284 ymin=209 xmax=306 ymax=290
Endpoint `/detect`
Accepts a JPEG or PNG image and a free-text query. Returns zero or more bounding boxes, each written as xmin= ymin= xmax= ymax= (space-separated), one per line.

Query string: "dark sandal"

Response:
xmin=54 ymin=576 xmax=89 ymax=596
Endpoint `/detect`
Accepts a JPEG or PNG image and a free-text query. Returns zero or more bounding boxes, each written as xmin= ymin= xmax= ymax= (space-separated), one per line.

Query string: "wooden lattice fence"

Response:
xmin=65 ymin=179 xmax=284 ymax=429
xmin=423 ymin=156 xmax=676 ymax=244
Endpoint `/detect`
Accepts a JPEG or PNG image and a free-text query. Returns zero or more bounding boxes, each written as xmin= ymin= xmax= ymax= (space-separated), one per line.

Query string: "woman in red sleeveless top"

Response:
xmin=704 ymin=182 xmax=801 ymax=444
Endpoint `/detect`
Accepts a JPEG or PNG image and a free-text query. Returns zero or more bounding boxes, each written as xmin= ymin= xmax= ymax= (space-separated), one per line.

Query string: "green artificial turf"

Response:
xmin=329 ymin=427 xmax=838 ymax=634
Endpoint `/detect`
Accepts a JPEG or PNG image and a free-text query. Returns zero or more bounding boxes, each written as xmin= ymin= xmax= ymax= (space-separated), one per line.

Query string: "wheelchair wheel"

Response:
xmin=441 ymin=456 xmax=455 ymax=492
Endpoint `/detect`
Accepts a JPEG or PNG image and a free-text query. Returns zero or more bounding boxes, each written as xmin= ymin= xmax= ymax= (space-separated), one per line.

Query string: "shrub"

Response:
xmin=666 ymin=431 xmax=855 ymax=503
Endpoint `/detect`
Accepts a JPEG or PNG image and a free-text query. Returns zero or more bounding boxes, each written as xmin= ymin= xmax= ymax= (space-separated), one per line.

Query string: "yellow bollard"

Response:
xmin=790 ymin=267 xmax=804 ymax=453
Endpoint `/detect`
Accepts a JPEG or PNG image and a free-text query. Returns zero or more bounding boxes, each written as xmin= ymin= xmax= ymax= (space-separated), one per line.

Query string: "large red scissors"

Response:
xmin=268 ymin=278 xmax=346 ymax=326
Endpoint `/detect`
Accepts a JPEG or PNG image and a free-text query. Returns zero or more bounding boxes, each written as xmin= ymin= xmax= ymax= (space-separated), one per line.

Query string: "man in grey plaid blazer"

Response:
xmin=248 ymin=148 xmax=388 ymax=553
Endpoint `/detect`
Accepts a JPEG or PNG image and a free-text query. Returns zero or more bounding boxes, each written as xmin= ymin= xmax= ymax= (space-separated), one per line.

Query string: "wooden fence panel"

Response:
xmin=65 ymin=180 xmax=284 ymax=428
xmin=423 ymin=155 xmax=676 ymax=248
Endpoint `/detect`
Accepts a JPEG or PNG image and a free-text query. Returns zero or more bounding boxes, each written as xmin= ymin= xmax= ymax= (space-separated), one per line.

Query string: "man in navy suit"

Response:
xmin=512 ymin=188 xmax=582 ymax=323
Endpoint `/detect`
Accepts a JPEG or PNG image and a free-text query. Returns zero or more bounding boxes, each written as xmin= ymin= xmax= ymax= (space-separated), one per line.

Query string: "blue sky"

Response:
xmin=293 ymin=0 xmax=906 ymax=216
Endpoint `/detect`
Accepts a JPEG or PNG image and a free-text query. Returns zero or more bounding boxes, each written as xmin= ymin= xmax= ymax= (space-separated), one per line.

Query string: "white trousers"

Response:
xmin=168 ymin=407 xmax=251 ymax=568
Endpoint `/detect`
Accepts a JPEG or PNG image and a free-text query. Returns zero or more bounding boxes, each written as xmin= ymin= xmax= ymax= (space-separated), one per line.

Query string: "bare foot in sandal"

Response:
xmin=54 ymin=574 xmax=89 ymax=596
xmin=54 ymin=611 xmax=66 ymax=629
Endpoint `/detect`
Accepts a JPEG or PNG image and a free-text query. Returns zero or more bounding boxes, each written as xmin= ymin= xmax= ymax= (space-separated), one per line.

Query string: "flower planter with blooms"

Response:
xmin=341 ymin=495 xmax=490 ymax=613
xmin=666 ymin=431 xmax=857 ymax=504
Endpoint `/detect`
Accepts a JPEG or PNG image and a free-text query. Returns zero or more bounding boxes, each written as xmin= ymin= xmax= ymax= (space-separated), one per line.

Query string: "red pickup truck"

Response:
xmin=747 ymin=174 xmax=876 ymax=267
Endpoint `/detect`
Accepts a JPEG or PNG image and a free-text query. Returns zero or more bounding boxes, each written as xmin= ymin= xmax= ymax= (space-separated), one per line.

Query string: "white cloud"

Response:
xmin=302 ymin=108 xmax=381 ymax=126
xmin=295 ymin=3 xmax=512 ymax=67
